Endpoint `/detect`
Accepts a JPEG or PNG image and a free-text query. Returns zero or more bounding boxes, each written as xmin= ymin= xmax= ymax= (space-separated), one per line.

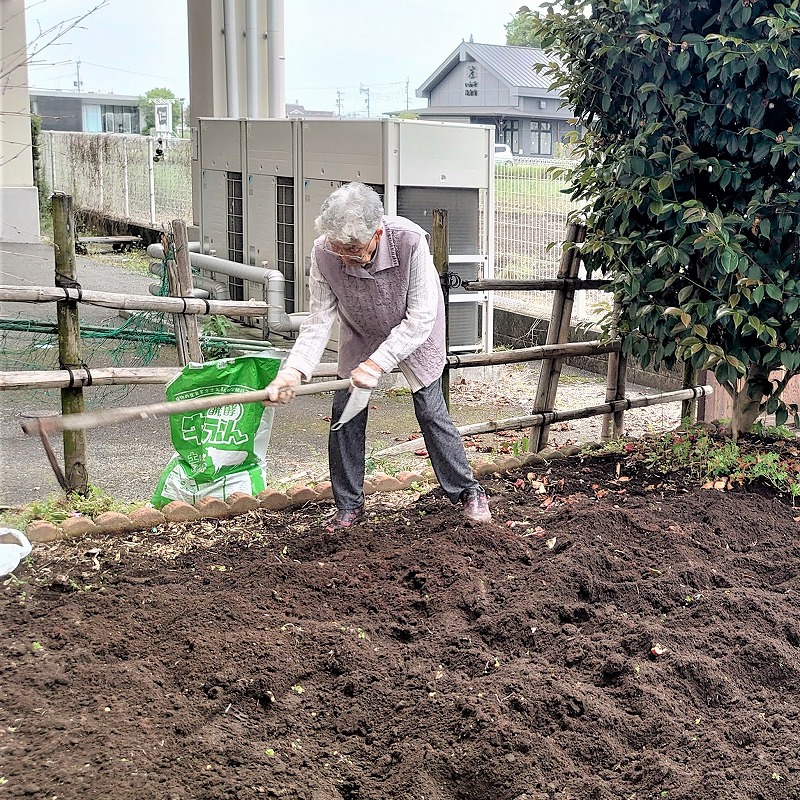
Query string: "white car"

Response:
xmin=493 ymin=143 xmax=514 ymax=165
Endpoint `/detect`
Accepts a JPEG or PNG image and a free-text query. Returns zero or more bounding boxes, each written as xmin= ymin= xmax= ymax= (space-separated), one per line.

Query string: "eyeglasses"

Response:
xmin=323 ymin=232 xmax=377 ymax=264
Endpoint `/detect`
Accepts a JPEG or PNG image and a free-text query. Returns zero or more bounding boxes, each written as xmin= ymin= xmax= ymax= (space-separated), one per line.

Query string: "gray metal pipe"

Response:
xmin=148 ymin=255 xmax=229 ymax=299
xmin=194 ymin=275 xmax=231 ymax=300
xmin=245 ymin=0 xmax=260 ymax=117
xmin=148 ymin=242 xmax=274 ymax=284
xmin=149 ymin=282 xmax=210 ymax=299
xmin=147 ymin=243 xmax=305 ymax=332
xmin=266 ymin=0 xmax=286 ymax=118
xmin=223 ymin=0 xmax=241 ymax=118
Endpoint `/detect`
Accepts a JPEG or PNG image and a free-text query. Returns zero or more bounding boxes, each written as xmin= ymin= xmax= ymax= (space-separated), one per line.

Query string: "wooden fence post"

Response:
xmin=528 ymin=222 xmax=586 ymax=451
xmin=52 ymin=192 xmax=89 ymax=496
xmin=164 ymin=219 xmax=203 ymax=367
xmin=601 ymin=299 xmax=628 ymax=441
xmin=432 ymin=209 xmax=450 ymax=409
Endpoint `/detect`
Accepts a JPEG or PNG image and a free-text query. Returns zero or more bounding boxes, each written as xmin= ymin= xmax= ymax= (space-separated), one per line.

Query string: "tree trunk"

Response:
xmin=729 ymin=364 xmax=768 ymax=441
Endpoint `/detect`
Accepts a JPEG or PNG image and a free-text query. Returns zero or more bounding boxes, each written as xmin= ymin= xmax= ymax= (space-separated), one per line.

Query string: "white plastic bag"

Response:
xmin=0 ymin=529 xmax=32 ymax=576
xmin=330 ymin=388 xmax=373 ymax=431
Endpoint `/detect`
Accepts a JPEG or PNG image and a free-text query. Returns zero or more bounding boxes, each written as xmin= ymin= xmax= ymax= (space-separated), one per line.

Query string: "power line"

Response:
xmin=79 ymin=60 xmax=176 ymax=81
xmin=288 ymin=79 xmax=408 ymax=91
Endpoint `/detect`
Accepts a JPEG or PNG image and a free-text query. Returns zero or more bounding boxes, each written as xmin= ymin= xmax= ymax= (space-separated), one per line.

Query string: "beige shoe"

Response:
xmin=325 ymin=506 xmax=365 ymax=532
xmin=461 ymin=488 xmax=491 ymax=523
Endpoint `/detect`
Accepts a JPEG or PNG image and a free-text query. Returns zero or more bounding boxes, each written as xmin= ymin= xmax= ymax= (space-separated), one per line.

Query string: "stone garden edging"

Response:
xmin=23 ymin=445 xmax=586 ymax=543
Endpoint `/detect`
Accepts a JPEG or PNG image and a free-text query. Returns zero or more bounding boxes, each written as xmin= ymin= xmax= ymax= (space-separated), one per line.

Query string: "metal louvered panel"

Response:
xmin=397 ymin=186 xmax=482 ymax=350
xmin=447 ymin=302 xmax=481 ymax=350
xmin=396 ymin=187 xmax=479 ymax=255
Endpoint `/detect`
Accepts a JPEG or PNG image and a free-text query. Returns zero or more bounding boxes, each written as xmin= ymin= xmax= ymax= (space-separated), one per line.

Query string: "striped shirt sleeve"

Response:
xmin=283 ymin=249 xmax=337 ymax=380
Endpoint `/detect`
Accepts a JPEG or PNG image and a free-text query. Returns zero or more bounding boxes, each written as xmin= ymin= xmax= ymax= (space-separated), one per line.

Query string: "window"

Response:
xmin=500 ymin=120 xmax=520 ymax=155
xmin=530 ymin=121 xmax=553 ymax=156
xmin=99 ymin=105 xmax=138 ymax=134
xmin=83 ymin=104 xmax=103 ymax=132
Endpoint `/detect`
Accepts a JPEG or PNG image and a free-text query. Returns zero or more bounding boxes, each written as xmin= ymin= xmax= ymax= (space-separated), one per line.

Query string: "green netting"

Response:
xmin=0 ymin=309 xmax=177 ymax=405
xmin=1 ymin=257 xmax=176 ymax=403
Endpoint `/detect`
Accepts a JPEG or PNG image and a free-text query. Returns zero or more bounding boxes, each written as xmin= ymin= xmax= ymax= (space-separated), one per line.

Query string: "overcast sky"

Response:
xmin=24 ymin=1 xmax=528 ymax=115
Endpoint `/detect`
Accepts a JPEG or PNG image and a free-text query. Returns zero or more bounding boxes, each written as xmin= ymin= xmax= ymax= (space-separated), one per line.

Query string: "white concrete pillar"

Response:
xmin=0 ymin=0 xmax=41 ymax=242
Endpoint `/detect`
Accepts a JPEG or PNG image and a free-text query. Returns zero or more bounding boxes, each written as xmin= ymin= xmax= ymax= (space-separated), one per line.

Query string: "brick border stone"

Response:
xmin=23 ymin=446 xmax=586 ymax=542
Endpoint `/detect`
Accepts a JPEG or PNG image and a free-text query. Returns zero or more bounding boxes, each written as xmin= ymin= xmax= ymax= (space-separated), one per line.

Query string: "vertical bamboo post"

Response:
xmin=163 ymin=231 xmax=190 ymax=366
xmin=172 ymin=219 xmax=203 ymax=363
xmin=600 ymin=355 xmax=619 ymax=442
xmin=528 ymin=222 xmax=585 ymax=451
xmin=432 ymin=209 xmax=450 ymax=409
xmin=601 ymin=298 xmax=623 ymax=442
xmin=52 ymin=193 xmax=89 ymax=496
xmin=613 ymin=353 xmax=628 ymax=438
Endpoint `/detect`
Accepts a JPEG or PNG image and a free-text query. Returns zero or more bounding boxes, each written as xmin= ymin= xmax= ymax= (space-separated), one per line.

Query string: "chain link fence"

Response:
xmin=40 ymin=131 xmax=192 ymax=229
xmin=39 ymin=133 xmax=606 ymax=322
xmin=493 ymin=158 xmax=607 ymax=322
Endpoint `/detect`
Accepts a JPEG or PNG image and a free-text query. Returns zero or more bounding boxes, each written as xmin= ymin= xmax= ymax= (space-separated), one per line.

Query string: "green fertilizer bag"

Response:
xmin=152 ymin=354 xmax=282 ymax=508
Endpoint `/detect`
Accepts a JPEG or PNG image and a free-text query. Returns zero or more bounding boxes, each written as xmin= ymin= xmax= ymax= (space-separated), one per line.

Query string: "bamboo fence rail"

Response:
xmin=373 ymin=386 xmax=714 ymax=458
xmin=0 ymin=286 xmax=268 ymax=317
xmin=1 ymin=341 xmax=620 ymax=390
xmin=463 ymin=278 xmax=607 ymax=291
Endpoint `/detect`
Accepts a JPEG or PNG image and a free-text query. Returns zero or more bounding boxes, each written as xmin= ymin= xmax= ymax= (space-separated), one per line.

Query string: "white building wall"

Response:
xmin=0 ymin=0 xmax=40 ymax=242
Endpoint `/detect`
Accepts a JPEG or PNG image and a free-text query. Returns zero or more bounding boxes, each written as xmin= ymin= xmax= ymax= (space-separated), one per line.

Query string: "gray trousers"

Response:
xmin=329 ymin=378 xmax=479 ymax=510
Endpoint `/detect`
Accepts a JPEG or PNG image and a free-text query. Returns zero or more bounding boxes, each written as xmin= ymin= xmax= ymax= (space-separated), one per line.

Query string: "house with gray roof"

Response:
xmin=416 ymin=40 xmax=576 ymax=157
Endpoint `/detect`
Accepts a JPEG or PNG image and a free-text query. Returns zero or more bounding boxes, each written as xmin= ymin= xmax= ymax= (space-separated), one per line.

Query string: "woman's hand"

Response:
xmin=263 ymin=367 xmax=302 ymax=405
xmin=349 ymin=360 xmax=382 ymax=390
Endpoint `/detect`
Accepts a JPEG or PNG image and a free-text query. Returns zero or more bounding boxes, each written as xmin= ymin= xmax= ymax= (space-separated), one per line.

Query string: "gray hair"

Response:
xmin=314 ymin=182 xmax=384 ymax=245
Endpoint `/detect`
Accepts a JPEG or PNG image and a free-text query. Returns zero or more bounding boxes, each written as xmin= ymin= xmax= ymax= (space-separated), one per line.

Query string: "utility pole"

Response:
xmin=406 ymin=77 xmax=410 ymax=110
xmin=336 ymin=89 xmax=345 ymax=117
xmin=360 ymin=83 xmax=370 ymax=117
xmin=73 ymin=59 xmax=83 ymax=92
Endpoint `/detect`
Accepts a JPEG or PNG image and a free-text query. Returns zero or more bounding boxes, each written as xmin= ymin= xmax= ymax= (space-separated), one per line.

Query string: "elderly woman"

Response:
xmin=264 ymin=182 xmax=491 ymax=530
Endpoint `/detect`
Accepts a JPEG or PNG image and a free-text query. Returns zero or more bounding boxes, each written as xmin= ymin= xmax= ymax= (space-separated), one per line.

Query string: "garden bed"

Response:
xmin=2 ymin=436 xmax=799 ymax=800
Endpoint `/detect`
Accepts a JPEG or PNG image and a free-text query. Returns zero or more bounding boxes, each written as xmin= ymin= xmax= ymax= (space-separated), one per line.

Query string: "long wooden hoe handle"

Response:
xmin=20 ymin=378 xmax=352 ymax=436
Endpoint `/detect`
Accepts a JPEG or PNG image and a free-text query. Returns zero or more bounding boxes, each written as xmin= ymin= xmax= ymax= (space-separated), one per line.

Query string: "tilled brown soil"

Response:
xmin=2 ymin=443 xmax=799 ymax=800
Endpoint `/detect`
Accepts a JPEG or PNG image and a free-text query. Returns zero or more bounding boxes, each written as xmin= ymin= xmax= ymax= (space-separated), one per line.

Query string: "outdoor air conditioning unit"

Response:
xmin=197 ymin=117 xmax=495 ymax=352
